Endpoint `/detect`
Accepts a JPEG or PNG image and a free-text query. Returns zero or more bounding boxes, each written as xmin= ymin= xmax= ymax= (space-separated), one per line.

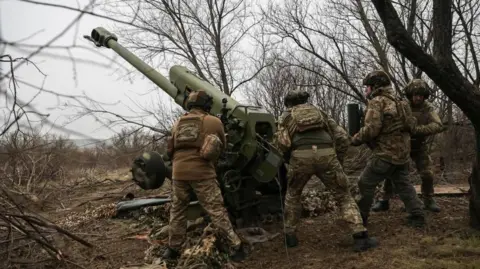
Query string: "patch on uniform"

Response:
xmin=176 ymin=121 xmax=201 ymax=142
xmin=200 ymin=134 xmax=223 ymax=161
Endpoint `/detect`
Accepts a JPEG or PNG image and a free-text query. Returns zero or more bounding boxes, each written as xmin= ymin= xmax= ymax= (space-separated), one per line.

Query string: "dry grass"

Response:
xmin=390 ymin=234 xmax=480 ymax=269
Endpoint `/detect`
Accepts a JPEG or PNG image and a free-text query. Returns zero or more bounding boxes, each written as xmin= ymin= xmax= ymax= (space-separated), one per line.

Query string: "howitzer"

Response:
xmin=86 ymin=27 xmax=287 ymax=226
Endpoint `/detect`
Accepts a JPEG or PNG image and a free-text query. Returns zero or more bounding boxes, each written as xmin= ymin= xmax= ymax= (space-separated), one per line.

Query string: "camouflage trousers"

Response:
xmin=357 ymin=157 xmax=424 ymax=218
xmin=285 ymin=147 xmax=366 ymax=235
xmin=382 ymin=149 xmax=435 ymax=199
xmin=168 ymin=178 xmax=242 ymax=249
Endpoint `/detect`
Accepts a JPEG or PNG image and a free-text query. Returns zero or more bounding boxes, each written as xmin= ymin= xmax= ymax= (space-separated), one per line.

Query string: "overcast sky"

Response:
xmin=1 ymin=0 xmax=219 ymax=140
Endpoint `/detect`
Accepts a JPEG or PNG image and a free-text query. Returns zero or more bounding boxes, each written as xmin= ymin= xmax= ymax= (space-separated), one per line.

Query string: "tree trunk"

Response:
xmin=444 ymin=101 xmax=454 ymax=178
xmin=470 ymin=129 xmax=480 ymax=229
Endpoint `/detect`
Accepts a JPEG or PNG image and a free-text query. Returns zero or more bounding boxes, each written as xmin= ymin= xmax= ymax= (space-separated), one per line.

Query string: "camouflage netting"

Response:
xmin=58 ymin=202 xmax=117 ymax=228
xmin=138 ymin=208 xmax=280 ymax=269
xmin=140 ymin=224 xmax=280 ymax=269
xmin=300 ymin=175 xmax=364 ymax=218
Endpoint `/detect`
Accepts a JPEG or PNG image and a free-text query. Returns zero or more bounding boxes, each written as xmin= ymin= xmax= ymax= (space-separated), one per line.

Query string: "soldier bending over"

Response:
xmin=274 ymin=89 xmax=377 ymax=252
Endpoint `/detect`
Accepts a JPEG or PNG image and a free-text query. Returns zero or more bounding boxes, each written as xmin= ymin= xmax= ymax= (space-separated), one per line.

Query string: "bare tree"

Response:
xmin=262 ymin=0 xmax=365 ymax=101
xmin=99 ymin=0 xmax=273 ymax=96
xmin=247 ymin=51 xmax=352 ymax=126
xmin=246 ymin=56 xmax=295 ymax=119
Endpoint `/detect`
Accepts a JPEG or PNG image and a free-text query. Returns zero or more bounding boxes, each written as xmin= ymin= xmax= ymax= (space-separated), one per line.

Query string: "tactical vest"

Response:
xmin=173 ymin=114 xmax=206 ymax=150
xmin=412 ymin=109 xmax=429 ymax=125
xmin=379 ymin=94 xmax=409 ymax=135
xmin=411 ymin=105 xmax=430 ymax=149
xmin=284 ymin=104 xmax=334 ymax=149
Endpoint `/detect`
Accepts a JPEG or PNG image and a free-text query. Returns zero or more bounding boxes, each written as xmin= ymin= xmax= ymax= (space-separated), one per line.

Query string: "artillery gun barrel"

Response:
xmin=89 ymin=27 xmax=179 ymax=102
xmin=88 ymin=27 xmax=240 ymax=115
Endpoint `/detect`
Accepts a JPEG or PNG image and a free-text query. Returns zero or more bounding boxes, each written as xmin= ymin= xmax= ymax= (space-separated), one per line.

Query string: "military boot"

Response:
xmin=229 ymin=243 xmax=246 ymax=262
xmin=162 ymin=247 xmax=180 ymax=259
xmin=371 ymin=200 xmax=390 ymax=212
xmin=352 ymin=231 xmax=378 ymax=252
xmin=285 ymin=233 xmax=298 ymax=248
xmin=407 ymin=214 xmax=425 ymax=228
xmin=423 ymin=197 xmax=441 ymax=212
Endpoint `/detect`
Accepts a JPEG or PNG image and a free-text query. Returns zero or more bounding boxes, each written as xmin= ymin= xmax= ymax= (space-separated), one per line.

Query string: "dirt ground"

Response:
xmin=28 ymin=169 xmax=480 ymax=269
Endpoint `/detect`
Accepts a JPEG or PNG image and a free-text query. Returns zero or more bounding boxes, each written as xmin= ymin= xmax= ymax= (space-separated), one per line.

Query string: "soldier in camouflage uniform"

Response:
xmin=162 ymin=90 xmax=245 ymax=262
xmin=351 ymin=70 xmax=426 ymax=228
xmin=372 ymin=79 xmax=445 ymax=212
xmin=274 ymin=89 xmax=377 ymax=252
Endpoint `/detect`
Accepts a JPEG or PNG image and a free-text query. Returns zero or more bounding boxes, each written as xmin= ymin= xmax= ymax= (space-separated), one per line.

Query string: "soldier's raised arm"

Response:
xmin=413 ymin=102 xmax=444 ymax=136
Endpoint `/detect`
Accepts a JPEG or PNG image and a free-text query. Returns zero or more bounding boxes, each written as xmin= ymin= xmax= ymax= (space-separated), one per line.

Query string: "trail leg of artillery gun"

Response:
xmin=86 ymin=27 xmax=288 ymax=228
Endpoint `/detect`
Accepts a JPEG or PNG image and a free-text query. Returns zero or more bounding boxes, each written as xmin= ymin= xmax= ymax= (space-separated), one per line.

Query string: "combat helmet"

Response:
xmin=185 ymin=90 xmax=213 ymax=112
xmin=284 ymin=88 xmax=310 ymax=107
xmin=363 ymin=70 xmax=391 ymax=88
xmin=404 ymin=79 xmax=430 ymax=99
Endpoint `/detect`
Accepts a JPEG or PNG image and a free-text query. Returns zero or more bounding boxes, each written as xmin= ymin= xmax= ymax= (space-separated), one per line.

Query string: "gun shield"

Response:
xmin=347 ymin=103 xmax=361 ymax=136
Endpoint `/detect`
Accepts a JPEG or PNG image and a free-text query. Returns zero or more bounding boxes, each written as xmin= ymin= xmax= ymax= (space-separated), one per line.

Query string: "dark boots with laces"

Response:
xmin=407 ymin=214 xmax=426 ymax=228
xmin=423 ymin=197 xmax=441 ymax=212
xmin=352 ymin=231 xmax=378 ymax=252
xmin=285 ymin=233 xmax=299 ymax=248
xmin=162 ymin=247 xmax=180 ymax=260
xmin=229 ymin=243 xmax=246 ymax=262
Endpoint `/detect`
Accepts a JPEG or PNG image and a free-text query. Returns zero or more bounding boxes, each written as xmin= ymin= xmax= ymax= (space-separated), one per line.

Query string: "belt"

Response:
xmin=293 ymin=144 xmax=332 ymax=150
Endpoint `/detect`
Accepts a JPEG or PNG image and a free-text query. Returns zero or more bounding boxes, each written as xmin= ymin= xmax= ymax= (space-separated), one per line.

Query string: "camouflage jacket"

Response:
xmin=355 ymin=86 xmax=412 ymax=165
xmin=275 ymin=105 xmax=350 ymax=163
xmin=411 ymin=100 xmax=444 ymax=151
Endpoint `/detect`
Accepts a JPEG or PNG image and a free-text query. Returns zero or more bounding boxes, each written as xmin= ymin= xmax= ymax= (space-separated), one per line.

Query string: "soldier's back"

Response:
xmin=172 ymin=110 xmax=224 ymax=181
xmin=370 ymin=95 xmax=411 ymax=165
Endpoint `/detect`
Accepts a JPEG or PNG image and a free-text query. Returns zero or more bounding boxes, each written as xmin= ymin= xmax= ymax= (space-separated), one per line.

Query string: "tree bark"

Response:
xmin=470 ymin=134 xmax=480 ymax=228
xmin=370 ymin=0 xmax=480 ymax=229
